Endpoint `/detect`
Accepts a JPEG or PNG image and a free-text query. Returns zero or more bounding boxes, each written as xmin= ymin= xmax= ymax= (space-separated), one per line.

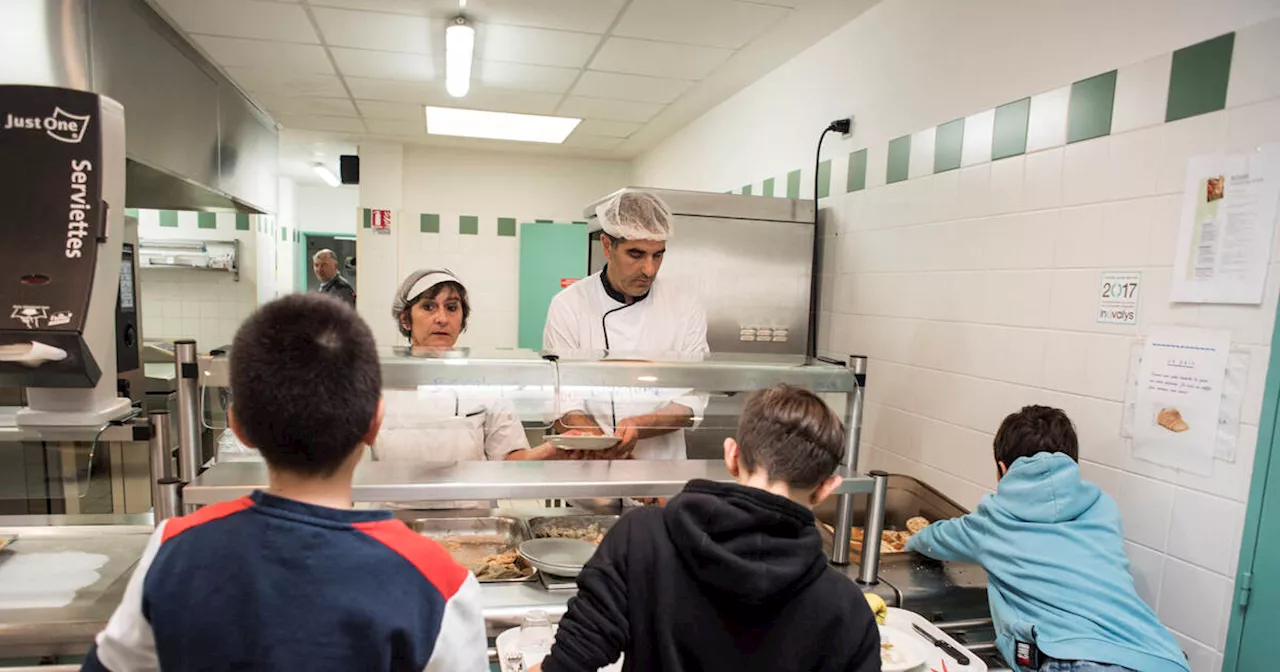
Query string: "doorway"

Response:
xmin=301 ymin=233 xmax=357 ymax=296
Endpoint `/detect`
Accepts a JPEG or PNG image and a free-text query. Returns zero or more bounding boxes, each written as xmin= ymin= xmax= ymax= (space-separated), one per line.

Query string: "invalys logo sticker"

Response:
xmin=2 ymin=106 xmax=92 ymax=144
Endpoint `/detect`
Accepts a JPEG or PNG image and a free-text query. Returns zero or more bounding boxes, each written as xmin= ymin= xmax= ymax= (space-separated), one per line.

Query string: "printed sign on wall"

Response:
xmin=1097 ymin=271 xmax=1141 ymax=324
xmin=371 ymin=209 xmax=391 ymax=234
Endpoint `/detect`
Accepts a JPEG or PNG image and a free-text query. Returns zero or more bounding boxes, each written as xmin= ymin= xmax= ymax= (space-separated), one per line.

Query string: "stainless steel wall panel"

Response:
xmin=0 ymin=0 xmax=93 ymax=91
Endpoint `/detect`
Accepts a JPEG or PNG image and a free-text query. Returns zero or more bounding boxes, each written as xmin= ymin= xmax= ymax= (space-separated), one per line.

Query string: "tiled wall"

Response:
xmin=133 ymin=208 xmax=269 ymax=351
xmin=637 ymin=5 xmax=1280 ymax=669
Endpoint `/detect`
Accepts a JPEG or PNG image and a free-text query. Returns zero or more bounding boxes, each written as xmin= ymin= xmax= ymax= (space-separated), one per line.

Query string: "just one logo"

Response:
xmin=3 ymin=107 xmax=92 ymax=144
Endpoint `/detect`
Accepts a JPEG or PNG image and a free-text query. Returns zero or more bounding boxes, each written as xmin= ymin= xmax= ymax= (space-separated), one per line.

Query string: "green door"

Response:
xmin=517 ymin=222 xmax=587 ymax=351
xmin=1226 ymin=310 xmax=1280 ymax=668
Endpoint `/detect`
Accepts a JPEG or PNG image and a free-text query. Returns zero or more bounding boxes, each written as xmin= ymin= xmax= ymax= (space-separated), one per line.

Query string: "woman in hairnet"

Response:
xmin=374 ymin=268 xmax=561 ymax=463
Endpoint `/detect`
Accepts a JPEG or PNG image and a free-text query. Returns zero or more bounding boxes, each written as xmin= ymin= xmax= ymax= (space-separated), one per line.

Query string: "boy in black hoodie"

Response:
xmin=535 ymin=384 xmax=881 ymax=672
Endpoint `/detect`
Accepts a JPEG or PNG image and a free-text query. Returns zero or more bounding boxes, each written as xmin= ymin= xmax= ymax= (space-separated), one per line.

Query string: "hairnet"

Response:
xmin=595 ymin=189 xmax=673 ymax=241
xmin=391 ymin=268 xmax=463 ymax=326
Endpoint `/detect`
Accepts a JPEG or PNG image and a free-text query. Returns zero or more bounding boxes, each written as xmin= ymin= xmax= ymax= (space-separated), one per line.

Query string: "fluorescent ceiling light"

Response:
xmin=425 ymin=106 xmax=581 ymax=144
xmin=312 ymin=163 xmax=341 ymax=187
xmin=445 ymin=17 xmax=474 ymax=98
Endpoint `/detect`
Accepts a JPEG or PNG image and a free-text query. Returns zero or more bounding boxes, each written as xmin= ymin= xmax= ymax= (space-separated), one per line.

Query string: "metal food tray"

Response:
xmin=411 ymin=517 xmax=537 ymax=583
xmin=527 ymin=515 xmax=619 ymax=544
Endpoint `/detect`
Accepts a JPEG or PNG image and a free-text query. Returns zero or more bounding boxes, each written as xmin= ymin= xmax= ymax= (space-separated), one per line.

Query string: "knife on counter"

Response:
xmin=911 ymin=623 xmax=971 ymax=666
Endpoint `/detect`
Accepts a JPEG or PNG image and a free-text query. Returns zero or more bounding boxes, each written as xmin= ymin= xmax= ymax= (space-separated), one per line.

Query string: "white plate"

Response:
xmin=879 ymin=625 xmax=931 ymax=672
xmin=496 ymin=626 xmax=623 ymax=672
xmin=544 ymin=435 xmax=622 ymax=451
xmin=519 ymin=538 xmax=597 ymax=577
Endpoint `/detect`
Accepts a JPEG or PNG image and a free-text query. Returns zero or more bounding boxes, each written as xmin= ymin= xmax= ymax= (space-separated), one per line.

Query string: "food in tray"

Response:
xmin=905 ymin=516 xmax=931 ymax=534
xmin=825 ymin=517 xmax=931 ymax=554
xmin=436 ymin=535 xmax=535 ymax=581
xmin=474 ymin=550 xmax=530 ymax=581
xmin=1157 ymin=407 xmax=1190 ymax=433
xmin=538 ymin=522 xmax=607 ymax=545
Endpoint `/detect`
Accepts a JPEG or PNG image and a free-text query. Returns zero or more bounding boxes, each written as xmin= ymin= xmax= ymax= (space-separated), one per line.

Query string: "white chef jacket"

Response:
xmin=542 ymin=270 xmax=709 ymax=460
xmin=372 ymin=388 xmax=530 ymax=463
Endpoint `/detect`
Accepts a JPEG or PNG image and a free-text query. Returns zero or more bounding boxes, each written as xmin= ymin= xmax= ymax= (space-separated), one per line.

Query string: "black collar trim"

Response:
xmin=600 ymin=264 xmax=650 ymax=305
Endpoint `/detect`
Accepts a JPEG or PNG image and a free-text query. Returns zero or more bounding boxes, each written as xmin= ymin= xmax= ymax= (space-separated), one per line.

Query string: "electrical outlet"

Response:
xmin=840 ymin=116 xmax=855 ymax=139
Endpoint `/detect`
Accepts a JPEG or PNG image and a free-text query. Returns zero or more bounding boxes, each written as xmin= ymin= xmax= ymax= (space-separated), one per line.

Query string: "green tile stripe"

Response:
xmin=361 ymin=208 xmax=371 ymax=229
xmin=159 ymin=210 xmax=178 ymax=228
xmin=934 ymin=118 xmax=964 ymax=173
xmin=535 ymin=219 xmax=553 ymax=223
xmin=197 ymin=212 xmax=216 ymax=229
xmin=1067 ymin=70 xmax=1117 ymax=143
xmin=280 ymin=226 xmax=288 ymax=242
xmin=762 ymin=177 xmax=775 ymax=197
xmin=459 ymin=215 xmax=479 ymax=235
xmin=1167 ymin=32 xmax=1234 ymax=122
xmin=992 ymin=97 xmax=1030 ymax=160
xmin=742 ymin=184 xmax=753 ymax=196
xmin=785 ymin=169 xmax=801 ymax=199
xmin=498 ymin=217 xmax=517 ymax=237
xmin=847 ymin=149 xmax=867 ymax=192
xmin=887 ymin=135 xmax=910 ymax=184
xmin=816 ymin=160 xmax=832 ymax=199
xmin=420 ymin=213 xmax=440 ymax=233
xmin=124 ymin=208 xmax=139 ymax=219
xmin=572 ymin=221 xmax=588 ymax=226
xmin=235 ymin=213 xmax=249 ymax=231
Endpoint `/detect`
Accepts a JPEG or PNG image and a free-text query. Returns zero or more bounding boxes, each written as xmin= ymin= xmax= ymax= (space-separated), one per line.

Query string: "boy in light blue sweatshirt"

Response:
xmin=905 ymin=405 xmax=1190 ymax=672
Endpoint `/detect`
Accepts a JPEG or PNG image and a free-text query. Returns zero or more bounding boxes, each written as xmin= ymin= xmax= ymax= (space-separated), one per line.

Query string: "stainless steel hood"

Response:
xmin=1 ymin=0 xmax=279 ymax=214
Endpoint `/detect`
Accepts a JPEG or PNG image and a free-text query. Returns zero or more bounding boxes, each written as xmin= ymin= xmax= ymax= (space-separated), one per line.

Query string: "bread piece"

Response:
xmin=906 ymin=516 xmax=930 ymax=534
xmin=1157 ymin=407 xmax=1190 ymax=433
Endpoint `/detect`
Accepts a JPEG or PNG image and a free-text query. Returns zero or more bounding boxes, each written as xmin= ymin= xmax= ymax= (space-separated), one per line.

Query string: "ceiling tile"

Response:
xmin=224 ymin=67 xmax=348 ymax=97
xmin=435 ymin=88 xmax=563 ymax=115
xmin=572 ymin=71 xmax=692 ymax=104
xmin=613 ymin=0 xmax=788 ymax=49
xmin=346 ymin=77 xmax=437 ymax=103
xmin=307 ymin=0 xmax=430 ymax=15
xmin=330 ymin=48 xmax=436 ymax=81
xmin=311 ymin=8 xmax=438 ymax=54
xmin=479 ymin=61 xmax=579 ymax=94
xmin=365 ymin=119 xmax=427 ymax=136
xmin=356 ymin=100 xmax=425 ymax=120
xmin=575 ymin=119 xmax=643 ymax=138
xmin=276 ymin=115 xmax=367 ymax=133
xmin=557 ymin=96 xmax=664 ymax=123
xmin=479 ymin=24 xmax=602 ymax=68
xmin=192 ymin=35 xmax=334 ymax=73
xmin=589 ymin=37 xmax=732 ymax=80
xmin=461 ymin=0 xmax=625 ymax=33
xmin=259 ymin=96 xmax=359 ymax=117
xmin=154 ymin=0 xmax=319 ymax=43
xmin=562 ymin=133 xmax=625 ymax=150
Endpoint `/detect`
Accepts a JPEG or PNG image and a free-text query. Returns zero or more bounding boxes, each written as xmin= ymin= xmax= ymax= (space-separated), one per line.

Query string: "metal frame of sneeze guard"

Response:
xmin=188 ymin=350 xmax=884 ymax=570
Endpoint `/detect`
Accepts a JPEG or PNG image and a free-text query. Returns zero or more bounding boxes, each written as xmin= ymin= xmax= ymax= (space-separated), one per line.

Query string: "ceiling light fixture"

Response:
xmin=445 ymin=16 xmax=474 ymax=98
xmin=425 ymin=106 xmax=582 ymax=144
xmin=312 ymin=163 xmax=341 ymax=187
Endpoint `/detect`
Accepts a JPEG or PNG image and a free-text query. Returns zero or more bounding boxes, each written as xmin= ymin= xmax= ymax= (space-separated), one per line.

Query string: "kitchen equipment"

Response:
xmin=519 ymin=538 xmax=596 ymax=577
xmin=912 ymin=623 xmax=971 ymax=666
xmin=543 ymin=435 xmax=621 ymax=451
xmin=411 ymin=517 xmax=536 ymax=583
xmin=878 ymin=625 xmax=931 ymax=671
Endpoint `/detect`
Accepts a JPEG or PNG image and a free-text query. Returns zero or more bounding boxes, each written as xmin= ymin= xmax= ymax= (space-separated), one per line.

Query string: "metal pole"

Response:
xmin=173 ymin=339 xmax=201 ymax=513
xmin=155 ymin=478 xmax=184 ymax=521
xmin=858 ymin=470 xmax=890 ymax=585
xmin=147 ymin=411 xmax=178 ymax=523
xmin=830 ymin=355 xmax=867 ymax=565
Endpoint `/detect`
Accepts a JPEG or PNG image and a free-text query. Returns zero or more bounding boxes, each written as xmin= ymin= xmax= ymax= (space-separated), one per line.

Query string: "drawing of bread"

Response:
xmin=1157 ymin=407 xmax=1190 ymax=433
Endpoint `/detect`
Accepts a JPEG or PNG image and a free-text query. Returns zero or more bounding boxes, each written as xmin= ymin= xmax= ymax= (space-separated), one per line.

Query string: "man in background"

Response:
xmin=313 ymin=249 xmax=355 ymax=307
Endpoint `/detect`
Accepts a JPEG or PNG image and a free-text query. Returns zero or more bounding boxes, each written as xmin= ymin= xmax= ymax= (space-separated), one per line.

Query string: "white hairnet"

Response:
xmin=391 ymin=268 xmax=464 ymax=336
xmin=595 ymin=189 xmax=673 ymax=241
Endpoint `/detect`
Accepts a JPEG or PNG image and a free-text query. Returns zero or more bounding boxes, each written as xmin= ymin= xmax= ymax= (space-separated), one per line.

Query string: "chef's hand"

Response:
xmin=527 ymin=665 xmax=543 ymax=672
xmin=606 ymin=418 xmax=641 ymax=459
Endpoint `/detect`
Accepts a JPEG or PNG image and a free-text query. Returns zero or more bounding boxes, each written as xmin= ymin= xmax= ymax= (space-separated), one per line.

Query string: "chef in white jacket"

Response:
xmin=543 ymin=189 xmax=709 ymax=461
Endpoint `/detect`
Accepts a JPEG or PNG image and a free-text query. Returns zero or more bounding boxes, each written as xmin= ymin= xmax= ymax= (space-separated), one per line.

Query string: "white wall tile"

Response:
xmin=1026 ymin=86 xmax=1069 ymax=153
xmin=909 ymin=127 xmax=936 ymax=180
xmin=1061 ymin=135 xmax=1111 ymax=205
xmin=983 ymin=210 xmax=1059 ymax=271
xmin=1112 ymin=53 xmax=1172 ymax=133
xmin=1159 ymin=557 xmax=1232 ymax=646
xmin=1172 ymin=632 xmax=1224 ymax=672
xmin=961 ymin=109 xmax=995 ymax=167
xmin=1226 ymin=15 xmax=1280 ymax=108
xmin=866 ymin=143 xmax=888 ymax=190
xmin=955 ymin=164 xmax=991 ymax=220
xmin=1022 ymin=148 xmax=1064 ymax=212
xmin=1117 ymin=473 xmax=1174 ymax=550
xmin=1167 ymin=489 xmax=1246 ymax=576
xmin=1054 ymin=204 xmax=1107 ymax=269
xmin=1147 ymin=194 xmax=1182 ymax=267
xmin=1223 ymin=99 xmax=1280 ymax=156
xmin=1042 ymin=331 xmax=1132 ymax=401
xmin=988 ymin=156 xmax=1026 ymax=215
xmin=1157 ymin=111 xmax=1226 ymax=195
xmin=1107 ymin=126 xmax=1163 ymax=201
xmin=1123 ymin=540 xmax=1165 ymax=611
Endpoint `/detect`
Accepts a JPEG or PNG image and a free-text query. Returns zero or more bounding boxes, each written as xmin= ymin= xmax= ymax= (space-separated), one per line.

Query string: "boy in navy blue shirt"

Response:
xmin=84 ymin=294 xmax=487 ymax=671
xmin=907 ymin=405 xmax=1189 ymax=672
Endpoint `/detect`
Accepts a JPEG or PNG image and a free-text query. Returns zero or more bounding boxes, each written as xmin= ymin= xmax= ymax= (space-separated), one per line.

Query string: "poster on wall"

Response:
xmin=1132 ymin=326 xmax=1231 ymax=476
xmin=371 ymin=209 xmax=392 ymax=235
xmin=1097 ymin=271 xmax=1140 ymax=324
xmin=1170 ymin=146 xmax=1280 ymax=304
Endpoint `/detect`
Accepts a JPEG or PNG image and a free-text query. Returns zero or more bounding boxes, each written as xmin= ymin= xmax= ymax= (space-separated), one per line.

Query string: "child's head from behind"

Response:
xmin=229 ymin=294 xmax=383 ymax=478
xmin=994 ymin=405 xmax=1078 ymax=477
xmin=726 ymin=384 xmax=845 ymax=507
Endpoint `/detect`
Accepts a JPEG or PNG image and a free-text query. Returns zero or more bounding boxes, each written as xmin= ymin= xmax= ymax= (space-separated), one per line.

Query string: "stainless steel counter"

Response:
xmin=184 ymin=459 xmax=875 ymax=505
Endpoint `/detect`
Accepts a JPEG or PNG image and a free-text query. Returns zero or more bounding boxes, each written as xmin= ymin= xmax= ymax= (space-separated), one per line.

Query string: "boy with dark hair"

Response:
xmin=907 ymin=405 xmax=1190 ymax=672
xmin=83 ymin=294 xmax=487 ymax=672
xmin=534 ymin=384 xmax=881 ymax=672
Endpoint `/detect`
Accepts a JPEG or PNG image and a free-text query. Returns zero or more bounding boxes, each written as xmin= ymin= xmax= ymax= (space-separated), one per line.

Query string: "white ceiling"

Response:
xmin=148 ymin=0 xmax=880 ymax=182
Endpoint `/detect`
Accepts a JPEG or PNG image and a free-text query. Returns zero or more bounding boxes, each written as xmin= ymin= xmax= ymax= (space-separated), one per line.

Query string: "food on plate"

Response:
xmin=539 ymin=523 xmax=606 ymax=545
xmin=906 ymin=516 xmax=930 ymax=534
xmin=864 ymin=593 xmax=887 ymax=625
xmin=1157 ymin=407 xmax=1190 ymax=433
